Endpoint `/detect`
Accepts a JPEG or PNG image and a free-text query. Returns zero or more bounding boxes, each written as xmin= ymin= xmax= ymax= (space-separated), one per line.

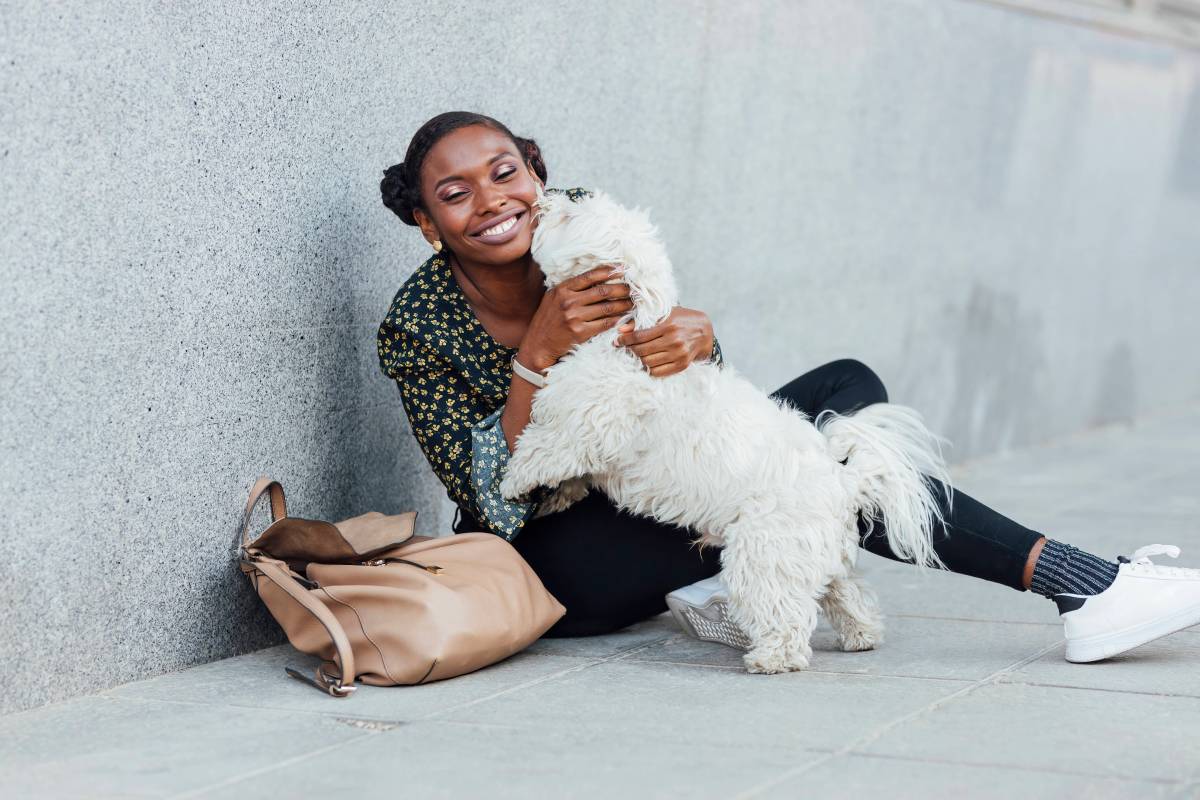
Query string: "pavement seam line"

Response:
xmin=731 ymin=638 xmax=1064 ymax=799
xmin=166 ymin=730 xmax=384 ymax=800
xmin=844 ymin=749 xmax=1189 ymax=785
xmin=998 ymin=677 xmax=1200 ymax=700
xmin=171 ymin=638 xmax=672 ymax=798
xmin=413 ymin=637 xmax=671 ymax=722
xmin=618 ymin=657 xmax=979 ymax=683
xmin=888 ymin=612 xmax=1062 ymax=627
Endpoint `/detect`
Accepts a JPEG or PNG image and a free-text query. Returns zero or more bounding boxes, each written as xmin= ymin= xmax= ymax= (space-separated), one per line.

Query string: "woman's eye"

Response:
xmin=495 ymin=165 xmax=517 ymax=181
xmin=442 ymin=189 xmax=467 ymax=202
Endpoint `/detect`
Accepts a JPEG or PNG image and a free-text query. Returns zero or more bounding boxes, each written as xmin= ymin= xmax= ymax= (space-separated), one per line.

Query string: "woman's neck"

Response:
xmin=449 ymin=251 xmax=544 ymax=327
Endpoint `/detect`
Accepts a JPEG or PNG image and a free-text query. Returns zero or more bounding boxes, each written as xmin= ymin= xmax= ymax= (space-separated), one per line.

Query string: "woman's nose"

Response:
xmin=477 ymin=185 xmax=507 ymax=212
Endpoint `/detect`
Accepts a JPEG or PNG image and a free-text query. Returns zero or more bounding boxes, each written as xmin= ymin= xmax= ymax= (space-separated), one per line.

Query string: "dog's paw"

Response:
xmin=743 ymin=645 xmax=810 ymax=674
xmin=838 ymin=626 xmax=884 ymax=652
xmin=499 ymin=473 xmax=532 ymax=501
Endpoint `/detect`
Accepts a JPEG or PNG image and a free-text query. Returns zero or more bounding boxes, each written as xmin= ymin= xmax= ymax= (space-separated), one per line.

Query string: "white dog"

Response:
xmin=500 ymin=189 xmax=952 ymax=674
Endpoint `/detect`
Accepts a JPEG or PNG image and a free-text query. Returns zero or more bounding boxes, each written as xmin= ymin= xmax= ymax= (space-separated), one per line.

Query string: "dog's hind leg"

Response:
xmin=820 ymin=571 xmax=885 ymax=652
xmin=720 ymin=515 xmax=825 ymax=674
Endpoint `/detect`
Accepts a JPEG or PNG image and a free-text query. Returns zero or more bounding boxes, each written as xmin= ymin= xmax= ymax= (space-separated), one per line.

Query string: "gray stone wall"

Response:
xmin=2 ymin=0 xmax=1198 ymax=714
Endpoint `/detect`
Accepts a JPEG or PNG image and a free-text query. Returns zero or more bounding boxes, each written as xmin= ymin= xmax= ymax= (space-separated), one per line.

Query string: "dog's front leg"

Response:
xmin=500 ymin=420 xmax=591 ymax=501
xmin=721 ymin=516 xmax=825 ymax=674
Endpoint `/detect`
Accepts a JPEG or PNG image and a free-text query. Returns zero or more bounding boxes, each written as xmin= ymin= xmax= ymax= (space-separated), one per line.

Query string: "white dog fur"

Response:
xmin=500 ymin=188 xmax=952 ymax=674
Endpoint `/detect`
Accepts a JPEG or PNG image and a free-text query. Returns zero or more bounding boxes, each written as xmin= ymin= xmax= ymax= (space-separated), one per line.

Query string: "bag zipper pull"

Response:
xmin=363 ymin=557 xmax=443 ymax=574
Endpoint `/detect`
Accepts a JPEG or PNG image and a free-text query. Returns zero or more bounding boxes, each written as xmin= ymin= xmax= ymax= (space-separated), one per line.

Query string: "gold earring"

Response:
xmin=432 ymin=239 xmax=443 ymax=253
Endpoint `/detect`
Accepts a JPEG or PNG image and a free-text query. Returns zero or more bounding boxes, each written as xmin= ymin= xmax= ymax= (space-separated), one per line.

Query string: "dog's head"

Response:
xmin=531 ymin=188 xmax=678 ymax=328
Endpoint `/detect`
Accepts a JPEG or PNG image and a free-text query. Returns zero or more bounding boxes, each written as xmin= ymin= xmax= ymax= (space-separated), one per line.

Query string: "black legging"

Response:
xmin=452 ymin=359 xmax=1045 ymax=637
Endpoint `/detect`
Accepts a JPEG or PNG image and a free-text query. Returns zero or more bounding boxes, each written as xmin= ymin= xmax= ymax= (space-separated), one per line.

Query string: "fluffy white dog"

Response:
xmin=500 ymin=189 xmax=952 ymax=674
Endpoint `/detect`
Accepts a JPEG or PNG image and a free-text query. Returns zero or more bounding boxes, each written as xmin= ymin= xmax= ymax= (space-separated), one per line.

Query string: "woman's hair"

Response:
xmin=380 ymin=111 xmax=548 ymax=226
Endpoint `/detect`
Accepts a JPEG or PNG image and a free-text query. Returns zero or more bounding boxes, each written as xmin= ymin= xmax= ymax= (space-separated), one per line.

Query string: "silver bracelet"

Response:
xmin=511 ymin=354 xmax=549 ymax=388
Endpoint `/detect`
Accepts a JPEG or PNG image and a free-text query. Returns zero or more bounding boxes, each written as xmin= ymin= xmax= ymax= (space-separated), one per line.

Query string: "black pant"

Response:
xmin=453 ymin=359 xmax=1045 ymax=637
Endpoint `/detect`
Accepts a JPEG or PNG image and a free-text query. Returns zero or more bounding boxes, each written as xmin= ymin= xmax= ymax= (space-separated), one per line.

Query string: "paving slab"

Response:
xmin=860 ymin=682 xmax=1200 ymax=783
xmin=522 ymin=613 xmax=674 ymax=658
xmin=630 ymin=614 xmax=1064 ymax=681
xmin=0 ymin=693 xmax=367 ymax=799
xmin=1002 ymin=630 xmax=1200 ymax=698
xmin=437 ymin=657 xmax=966 ymax=753
xmin=102 ymin=643 xmax=601 ymax=722
xmin=753 ymin=753 xmax=1185 ymax=800
xmin=197 ymin=719 xmax=829 ymax=800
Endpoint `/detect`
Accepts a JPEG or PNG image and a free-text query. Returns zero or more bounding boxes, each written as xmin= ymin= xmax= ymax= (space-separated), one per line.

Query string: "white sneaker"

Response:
xmin=1056 ymin=544 xmax=1200 ymax=663
xmin=665 ymin=574 xmax=752 ymax=651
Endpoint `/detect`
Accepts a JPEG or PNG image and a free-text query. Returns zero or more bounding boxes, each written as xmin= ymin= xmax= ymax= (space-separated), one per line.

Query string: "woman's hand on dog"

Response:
xmin=614 ymin=306 xmax=715 ymax=378
xmin=518 ymin=264 xmax=633 ymax=371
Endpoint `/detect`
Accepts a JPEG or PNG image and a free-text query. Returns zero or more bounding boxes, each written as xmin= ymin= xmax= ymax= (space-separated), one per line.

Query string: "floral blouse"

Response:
xmin=376 ymin=188 xmax=725 ymax=541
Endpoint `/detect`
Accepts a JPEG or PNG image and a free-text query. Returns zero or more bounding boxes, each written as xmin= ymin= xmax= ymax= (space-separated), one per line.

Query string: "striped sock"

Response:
xmin=1029 ymin=538 xmax=1120 ymax=598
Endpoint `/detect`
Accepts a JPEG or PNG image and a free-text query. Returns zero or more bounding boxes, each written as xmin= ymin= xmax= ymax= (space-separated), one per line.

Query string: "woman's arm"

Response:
xmin=499 ymin=263 xmax=634 ymax=452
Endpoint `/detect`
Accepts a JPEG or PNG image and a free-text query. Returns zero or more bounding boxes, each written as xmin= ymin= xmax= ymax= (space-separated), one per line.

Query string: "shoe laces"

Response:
xmin=1121 ymin=544 xmax=1197 ymax=577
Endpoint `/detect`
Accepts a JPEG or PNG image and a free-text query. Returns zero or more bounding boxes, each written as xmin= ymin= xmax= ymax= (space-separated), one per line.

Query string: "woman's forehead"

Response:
xmin=424 ymin=125 xmax=519 ymax=177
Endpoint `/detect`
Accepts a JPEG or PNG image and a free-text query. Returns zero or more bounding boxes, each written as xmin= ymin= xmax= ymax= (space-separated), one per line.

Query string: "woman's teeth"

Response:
xmin=480 ymin=215 xmax=518 ymax=237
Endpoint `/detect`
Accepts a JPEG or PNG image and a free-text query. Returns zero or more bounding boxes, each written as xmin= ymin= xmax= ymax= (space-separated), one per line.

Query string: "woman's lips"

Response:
xmin=470 ymin=210 xmax=526 ymax=246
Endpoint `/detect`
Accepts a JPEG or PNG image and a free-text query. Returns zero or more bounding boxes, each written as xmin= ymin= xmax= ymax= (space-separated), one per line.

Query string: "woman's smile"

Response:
xmin=470 ymin=208 xmax=527 ymax=246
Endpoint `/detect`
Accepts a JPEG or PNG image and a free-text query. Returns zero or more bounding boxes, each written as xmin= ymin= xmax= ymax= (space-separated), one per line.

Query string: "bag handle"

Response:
xmin=251 ymin=558 xmax=358 ymax=697
xmin=239 ymin=477 xmax=355 ymax=697
xmin=240 ymin=475 xmax=288 ymax=549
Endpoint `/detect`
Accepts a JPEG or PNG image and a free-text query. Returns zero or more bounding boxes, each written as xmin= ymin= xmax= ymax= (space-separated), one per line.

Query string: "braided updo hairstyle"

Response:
xmin=380 ymin=111 xmax=548 ymax=226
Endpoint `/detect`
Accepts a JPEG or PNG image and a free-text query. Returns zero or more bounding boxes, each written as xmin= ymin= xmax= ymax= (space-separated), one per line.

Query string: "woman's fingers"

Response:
xmin=638 ymin=351 xmax=679 ymax=369
xmin=577 ymin=297 xmax=634 ymax=323
xmin=581 ymin=315 xmax=627 ymax=340
xmin=647 ymin=361 xmax=688 ymax=378
xmin=567 ymin=263 xmax=624 ymax=291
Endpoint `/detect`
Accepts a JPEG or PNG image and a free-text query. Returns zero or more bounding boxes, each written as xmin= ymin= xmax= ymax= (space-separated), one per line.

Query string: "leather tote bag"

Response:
xmin=238 ymin=476 xmax=565 ymax=696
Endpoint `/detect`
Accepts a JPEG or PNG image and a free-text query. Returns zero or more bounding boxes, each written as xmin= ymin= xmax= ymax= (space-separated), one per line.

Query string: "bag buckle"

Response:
xmin=285 ymin=665 xmax=356 ymax=697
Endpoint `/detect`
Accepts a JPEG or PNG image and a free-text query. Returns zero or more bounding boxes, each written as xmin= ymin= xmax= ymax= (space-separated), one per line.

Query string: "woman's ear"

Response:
xmin=413 ymin=208 xmax=441 ymax=249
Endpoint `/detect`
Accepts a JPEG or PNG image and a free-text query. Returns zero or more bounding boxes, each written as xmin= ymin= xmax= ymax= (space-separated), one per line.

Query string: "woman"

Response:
xmin=376 ymin=111 xmax=1200 ymax=663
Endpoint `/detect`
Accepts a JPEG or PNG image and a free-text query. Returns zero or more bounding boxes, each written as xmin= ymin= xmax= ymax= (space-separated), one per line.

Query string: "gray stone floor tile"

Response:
xmin=197 ymin=719 xmax=828 ymax=800
xmin=1003 ymin=630 xmax=1200 ymax=697
xmin=438 ymin=658 xmax=964 ymax=752
xmin=523 ymin=613 xmax=675 ymax=658
xmin=103 ymin=643 xmax=595 ymax=722
xmin=753 ymin=753 xmax=1184 ymax=799
xmin=860 ymin=683 xmax=1200 ymax=782
xmin=0 ymin=693 xmax=366 ymax=799
xmin=861 ymin=560 xmax=1059 ymax=624
xmin=629 ymin=614 xmax=1064 ymax=681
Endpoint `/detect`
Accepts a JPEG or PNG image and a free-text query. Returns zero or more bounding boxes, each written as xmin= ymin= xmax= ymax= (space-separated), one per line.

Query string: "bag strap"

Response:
xmin=240 ymin=476 xmax=288 ymax=549
xmin=240 ymin=477 xmax=355 ymax=697
xmin=251 ymin=558 xmax=358 ymax=697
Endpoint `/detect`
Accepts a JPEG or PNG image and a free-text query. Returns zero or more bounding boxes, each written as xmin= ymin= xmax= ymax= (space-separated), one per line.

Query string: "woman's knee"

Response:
xmin=828 ymin=358 xmax=888 ymax=405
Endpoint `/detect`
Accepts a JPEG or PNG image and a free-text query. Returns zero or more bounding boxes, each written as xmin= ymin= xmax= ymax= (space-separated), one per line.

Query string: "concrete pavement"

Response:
xmin=3 ymin=404 xmax=1199 ymax=799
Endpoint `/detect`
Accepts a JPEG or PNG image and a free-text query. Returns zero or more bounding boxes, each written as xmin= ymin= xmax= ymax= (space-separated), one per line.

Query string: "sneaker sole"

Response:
xmin=665 ymin=595 xmax=752 ymax=651
xmin=1065 ymin=600 xmax=1200 ymax=663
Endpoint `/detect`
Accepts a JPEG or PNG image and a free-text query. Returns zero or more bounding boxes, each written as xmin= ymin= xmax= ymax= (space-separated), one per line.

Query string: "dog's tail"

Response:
xmin=817 ymin=404 xmax=952 ymax=571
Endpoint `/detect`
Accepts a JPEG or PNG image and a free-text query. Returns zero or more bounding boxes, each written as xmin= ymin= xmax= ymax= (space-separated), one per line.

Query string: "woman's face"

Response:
xmin=414 ymin=124 xmax=542 ymax=266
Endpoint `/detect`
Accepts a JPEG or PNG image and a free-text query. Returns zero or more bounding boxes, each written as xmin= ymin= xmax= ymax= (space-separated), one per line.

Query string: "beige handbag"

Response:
xmin=238 ymin=476 xmax=565 ymax=696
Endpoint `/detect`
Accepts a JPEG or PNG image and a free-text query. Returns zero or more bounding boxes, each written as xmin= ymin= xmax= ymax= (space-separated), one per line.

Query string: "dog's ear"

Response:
xmin=612 ymin=204 xmax=678 ymax=328
xmin=530 ymin=189 xmax=581 ymax=288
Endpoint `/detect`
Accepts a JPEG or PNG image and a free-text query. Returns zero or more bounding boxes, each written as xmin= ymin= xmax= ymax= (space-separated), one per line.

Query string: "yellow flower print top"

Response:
xmin=376 ymin=188 xmax=725 ymax=541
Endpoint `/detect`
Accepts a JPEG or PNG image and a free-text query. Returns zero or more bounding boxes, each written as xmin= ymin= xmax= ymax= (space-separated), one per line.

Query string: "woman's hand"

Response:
xmin=614 ymin=306 xmax=714 ymax=378
xmin=516 ymin=264 xmax=633 ymax=372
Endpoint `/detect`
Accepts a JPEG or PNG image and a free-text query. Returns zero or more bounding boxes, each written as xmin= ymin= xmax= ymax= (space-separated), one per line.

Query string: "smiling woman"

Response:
xmin=373 ymin=112 xmax=1199 ymax=659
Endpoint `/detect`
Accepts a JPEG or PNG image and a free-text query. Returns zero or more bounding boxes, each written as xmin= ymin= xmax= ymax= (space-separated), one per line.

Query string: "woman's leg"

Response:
xmin=768 ymin=359 xmax=1045 ymax=592
xmin=456 ymin=489 xmax=720 ymax=637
